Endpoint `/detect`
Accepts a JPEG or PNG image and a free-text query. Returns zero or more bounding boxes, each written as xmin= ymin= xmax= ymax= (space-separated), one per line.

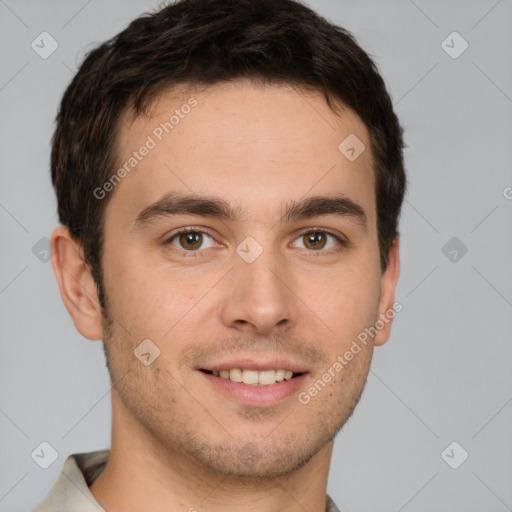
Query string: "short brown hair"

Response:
xmin=51 ymin=0 xmax=406 ymax=306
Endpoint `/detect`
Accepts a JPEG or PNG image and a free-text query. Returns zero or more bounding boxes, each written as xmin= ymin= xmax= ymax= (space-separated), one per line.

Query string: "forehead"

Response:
xmin=108 ymin=80 xmax=375 ymax=225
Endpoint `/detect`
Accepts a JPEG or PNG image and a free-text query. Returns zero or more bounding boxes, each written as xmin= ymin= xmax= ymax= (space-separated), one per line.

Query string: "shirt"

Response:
xmin=32 ymin=449 xmax=341 ymax=512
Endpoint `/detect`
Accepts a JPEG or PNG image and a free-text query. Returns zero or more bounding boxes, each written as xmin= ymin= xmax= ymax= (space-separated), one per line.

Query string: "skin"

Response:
xmin=51 ymin=80 xmax=400 ymax=512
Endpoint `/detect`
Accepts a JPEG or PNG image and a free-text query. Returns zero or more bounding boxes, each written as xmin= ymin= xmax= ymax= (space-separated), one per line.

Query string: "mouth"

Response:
xmin=200 ymin=368 xmax=305 ymax=386
xmin=198 ymin=361 xmax=309 ymax=406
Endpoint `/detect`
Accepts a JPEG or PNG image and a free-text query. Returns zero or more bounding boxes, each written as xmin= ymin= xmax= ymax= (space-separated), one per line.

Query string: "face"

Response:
xmin=97 ymin=80 xmax=397 ymax=478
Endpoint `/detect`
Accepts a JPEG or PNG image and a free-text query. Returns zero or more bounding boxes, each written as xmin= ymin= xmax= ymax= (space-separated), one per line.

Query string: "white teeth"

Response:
xmin=229 ymin=368 xmax=243 ymax=382
xmin=242 ymin=369 xmax=259 ymax=385
xmin=258 ymin=370 xmax=276 ymax=385
xmin=211 ymin=368 xmax=298 ymax=385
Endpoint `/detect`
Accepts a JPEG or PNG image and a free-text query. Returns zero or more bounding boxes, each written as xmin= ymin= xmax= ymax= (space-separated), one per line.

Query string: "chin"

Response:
xmin=183 ymin=432 xmax=334 ymax=479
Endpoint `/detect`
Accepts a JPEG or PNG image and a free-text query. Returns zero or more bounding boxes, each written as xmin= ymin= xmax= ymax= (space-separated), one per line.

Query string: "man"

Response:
xmin=34 ymin=0 xmax=406 ymax=510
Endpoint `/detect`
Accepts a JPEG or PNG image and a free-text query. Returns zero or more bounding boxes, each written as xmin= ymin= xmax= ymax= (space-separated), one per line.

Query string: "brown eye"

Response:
xmin=292 ymin=230 xmax=344 ymax=252
xmin=179 ymin=231 xmax=203 ymax=250
xmin=168 ymin=230 xmax=215 ymax=251
xmin=303 ymin=231 xmax=327 ymax=250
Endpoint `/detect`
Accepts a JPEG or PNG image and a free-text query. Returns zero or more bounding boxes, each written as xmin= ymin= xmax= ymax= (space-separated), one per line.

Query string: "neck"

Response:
xmin=89 ymin=394 xmax=333 ymax=512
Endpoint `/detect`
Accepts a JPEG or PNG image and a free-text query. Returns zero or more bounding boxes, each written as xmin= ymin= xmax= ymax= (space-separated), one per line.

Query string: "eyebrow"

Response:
xmin=132 ymin=192 xmax=367 ymax=231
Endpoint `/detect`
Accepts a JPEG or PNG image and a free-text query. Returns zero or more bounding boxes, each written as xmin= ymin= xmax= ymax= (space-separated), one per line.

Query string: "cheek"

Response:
xmin=297 ymin=262 xmax=381 ymax=344
xmin=101 ymin=245 xmax=183 ymax=339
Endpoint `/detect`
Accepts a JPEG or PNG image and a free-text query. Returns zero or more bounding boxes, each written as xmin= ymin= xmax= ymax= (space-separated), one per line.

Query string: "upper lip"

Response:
xmin=199 ymin=357 xmax=309 ymax=374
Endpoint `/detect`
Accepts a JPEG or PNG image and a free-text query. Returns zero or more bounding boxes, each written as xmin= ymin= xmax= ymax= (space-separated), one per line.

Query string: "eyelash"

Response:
xmin=164 ymin=227 xmax=348 ymax=255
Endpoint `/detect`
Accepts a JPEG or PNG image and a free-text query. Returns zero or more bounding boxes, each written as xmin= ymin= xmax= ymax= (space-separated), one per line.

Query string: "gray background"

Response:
xmin=1 ymin=0 xmax=511 ymax=510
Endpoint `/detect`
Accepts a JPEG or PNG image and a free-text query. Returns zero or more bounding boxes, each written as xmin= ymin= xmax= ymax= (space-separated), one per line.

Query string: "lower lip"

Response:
xmin=199 ymin=371 xmax=309 ymax=406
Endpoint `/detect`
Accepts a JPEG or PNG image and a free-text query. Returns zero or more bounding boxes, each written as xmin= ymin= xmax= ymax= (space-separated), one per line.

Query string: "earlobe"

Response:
xmin=51 ymin=226 xmax=104 ymax=340
xmin=373 ymin=237 xmax=401 ymax=347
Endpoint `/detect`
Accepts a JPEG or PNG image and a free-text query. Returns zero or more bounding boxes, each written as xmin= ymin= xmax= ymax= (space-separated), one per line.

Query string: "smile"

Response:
xmin=201 ymin=368 xmax=303 ymax=386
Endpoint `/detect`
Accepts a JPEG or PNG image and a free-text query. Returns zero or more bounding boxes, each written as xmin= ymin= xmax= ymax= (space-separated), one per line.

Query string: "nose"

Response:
xmin=220 ymin=246 xmax=297 ymax=336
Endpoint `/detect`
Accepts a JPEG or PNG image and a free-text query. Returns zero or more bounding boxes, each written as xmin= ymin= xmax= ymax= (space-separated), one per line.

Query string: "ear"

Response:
xmin=51 ymin=226 xmax=104 ymax=340
xmin=373 ymin=237 xmax=401 ymax=347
